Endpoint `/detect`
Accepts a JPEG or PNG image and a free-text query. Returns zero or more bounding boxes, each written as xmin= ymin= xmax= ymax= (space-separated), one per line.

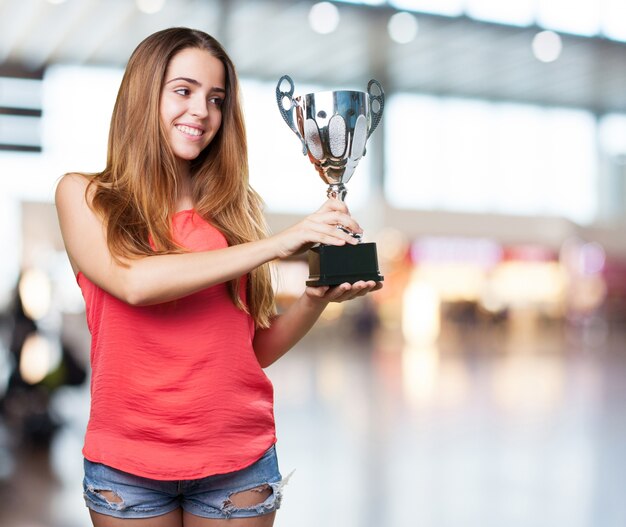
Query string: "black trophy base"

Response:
xmin=306 ymin=242 xmax=384 ymax=287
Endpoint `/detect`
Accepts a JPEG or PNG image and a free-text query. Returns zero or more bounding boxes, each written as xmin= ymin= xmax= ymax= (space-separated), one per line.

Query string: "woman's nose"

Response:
xmin=190 ymin=97 xmax=209 ymax=118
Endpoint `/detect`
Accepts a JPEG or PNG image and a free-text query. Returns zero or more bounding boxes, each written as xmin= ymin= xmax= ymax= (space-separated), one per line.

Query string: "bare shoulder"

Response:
xmin=56 ymin=172 xmax=91 ymax=194
xmin=55 ymin=172 xmax=93 ymax=209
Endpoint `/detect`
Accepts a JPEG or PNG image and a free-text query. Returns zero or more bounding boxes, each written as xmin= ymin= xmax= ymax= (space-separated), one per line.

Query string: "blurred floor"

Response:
xmin=1 ymin=314 xmax=625 ymax=527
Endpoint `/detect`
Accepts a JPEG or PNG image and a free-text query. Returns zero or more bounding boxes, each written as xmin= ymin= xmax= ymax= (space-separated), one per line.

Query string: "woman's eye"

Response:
xmin=175 ymin=88 xmax=190 ymax=96
xmin=209 ymin=96 xmax=224 ymax=107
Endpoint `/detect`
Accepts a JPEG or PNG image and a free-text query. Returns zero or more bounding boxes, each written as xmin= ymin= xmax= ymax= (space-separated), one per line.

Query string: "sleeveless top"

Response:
xmin=77 ymin=209 xmax=276 ymax=480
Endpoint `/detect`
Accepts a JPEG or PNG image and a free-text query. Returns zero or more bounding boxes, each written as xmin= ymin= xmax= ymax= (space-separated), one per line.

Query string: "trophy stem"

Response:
xmin=327 ymin=184 xmax=347 ymax=201
xmin=326 ymin=183 xmax=361 ymax=240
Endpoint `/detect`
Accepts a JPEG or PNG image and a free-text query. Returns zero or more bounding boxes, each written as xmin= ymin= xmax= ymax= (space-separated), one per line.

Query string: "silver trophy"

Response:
xmin=276 ymin=75 xmax=385 ymax=286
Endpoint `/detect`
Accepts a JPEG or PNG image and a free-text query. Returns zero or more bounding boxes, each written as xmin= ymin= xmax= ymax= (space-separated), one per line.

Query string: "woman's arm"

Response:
xmin=55 ymin=172 xmax=362 ymax=306
xmin=252 ymin=280 xmax=382 ymax=368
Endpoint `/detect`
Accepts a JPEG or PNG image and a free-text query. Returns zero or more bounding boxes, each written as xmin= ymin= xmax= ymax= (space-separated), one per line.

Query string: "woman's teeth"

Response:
xmin=176 ymin=125 xmax=203 ymax=136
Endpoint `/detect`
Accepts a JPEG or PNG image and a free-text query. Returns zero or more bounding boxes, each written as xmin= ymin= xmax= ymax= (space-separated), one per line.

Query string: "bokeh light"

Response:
xmin=309 ymin=2 xmax=341 ymax=34
xmin=532 ymin=30 xmax=563 ymax=63
xmin=388 ymin=12 xmax=419 ymax=44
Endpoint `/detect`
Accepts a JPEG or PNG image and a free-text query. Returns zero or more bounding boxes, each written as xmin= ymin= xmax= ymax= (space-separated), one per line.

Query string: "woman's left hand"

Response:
xmin=305 ymin=280 xmax=383 ymax=303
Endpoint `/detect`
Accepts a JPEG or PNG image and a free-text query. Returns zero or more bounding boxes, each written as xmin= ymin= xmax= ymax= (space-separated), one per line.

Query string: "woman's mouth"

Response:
xmin=175 ymin=124 xmax=204 ymax=137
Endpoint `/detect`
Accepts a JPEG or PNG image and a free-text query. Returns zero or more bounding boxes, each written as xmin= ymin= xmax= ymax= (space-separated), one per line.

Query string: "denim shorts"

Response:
xmin=83 ymin=445 xmax=284 ymax=519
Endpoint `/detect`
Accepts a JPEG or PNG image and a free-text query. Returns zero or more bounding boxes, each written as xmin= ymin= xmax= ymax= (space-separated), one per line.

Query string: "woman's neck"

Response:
xmin=176 ymin=165 xmax=194 ymax=212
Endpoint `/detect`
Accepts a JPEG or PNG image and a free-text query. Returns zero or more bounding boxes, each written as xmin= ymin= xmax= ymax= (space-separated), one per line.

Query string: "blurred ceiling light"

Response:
xmin=18 ymin=268 xmax=52 ymax=321
xmin=388 ymin=12 xmax=418 ymax=44
xmin=309 ymin=2 xmax=340 ymax=34
xmin=136 ymin=0 xmax=166 ymax=15
xmin=532 ymin=30 xmax=562 ymax=63
xmin=46 ymin=0 xmax=67 ymax=4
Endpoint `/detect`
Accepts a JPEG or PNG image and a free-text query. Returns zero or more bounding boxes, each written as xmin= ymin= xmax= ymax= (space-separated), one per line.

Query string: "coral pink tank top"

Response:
xmin=78 ymin=210 xmax=276 ymax=480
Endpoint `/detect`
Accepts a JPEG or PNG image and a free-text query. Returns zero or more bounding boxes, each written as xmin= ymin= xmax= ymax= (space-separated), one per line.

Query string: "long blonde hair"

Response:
xmin=87 ymin=27 xmax=275 ymax=328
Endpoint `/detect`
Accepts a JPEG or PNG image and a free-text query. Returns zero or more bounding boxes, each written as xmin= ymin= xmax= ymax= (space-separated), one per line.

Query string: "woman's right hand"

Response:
xmin=272 ymin=198 xmax=363 ymax=259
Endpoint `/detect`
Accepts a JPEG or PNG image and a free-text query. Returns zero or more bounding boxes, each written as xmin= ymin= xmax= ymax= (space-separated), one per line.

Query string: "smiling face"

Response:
xmin=159 ymin=47 xmax=226 ymax=166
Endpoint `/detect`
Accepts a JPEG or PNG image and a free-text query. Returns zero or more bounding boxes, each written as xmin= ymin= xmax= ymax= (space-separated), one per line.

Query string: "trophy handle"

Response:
xmin=276 ymin=75 xmax=307 ymax=155
xmin=367 ymin=79 xmax=385 ymax=138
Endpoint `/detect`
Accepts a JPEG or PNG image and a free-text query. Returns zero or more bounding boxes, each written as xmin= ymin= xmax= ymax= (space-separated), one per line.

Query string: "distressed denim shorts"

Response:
xmin=83 ymin=445 xmax=284 ymax=519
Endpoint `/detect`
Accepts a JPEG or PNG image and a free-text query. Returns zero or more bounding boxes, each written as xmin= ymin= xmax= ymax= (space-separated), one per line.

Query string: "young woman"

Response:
xmin=55 ymin=27 xmax=381 ymax=527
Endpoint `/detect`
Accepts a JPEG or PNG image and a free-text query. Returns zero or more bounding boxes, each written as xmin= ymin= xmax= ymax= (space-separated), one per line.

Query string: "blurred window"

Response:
xmin=536 ymin=0 xmax=601 ymax=36
xmin=0 ymin=77 xmax=42 ymax=108
xmin=334 ymin=0 xmax=386 ymax=4
xmin=601 ymin=0 xmax=626 ymax=41
xmin=385 ymin=93 xmax=598 ymax=224
xmin=0 ymin=115 xmax=40 ymax=148
xmin=389 ymin=0 xmax=464 ymax=17
xmin=0 ymin=76 xmax=43 ymax=152
xmin=42 ymin=65 xmax=122 ymax=171
xmin=599 ymin=114 xmax=626 ymax=157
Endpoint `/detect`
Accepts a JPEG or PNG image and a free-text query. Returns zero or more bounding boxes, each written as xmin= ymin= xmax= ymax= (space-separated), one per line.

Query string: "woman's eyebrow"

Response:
xmin=165 ymin=76 xmax=226 ymax=93
xmin=166 ymin=76 xmax=201 ymax=86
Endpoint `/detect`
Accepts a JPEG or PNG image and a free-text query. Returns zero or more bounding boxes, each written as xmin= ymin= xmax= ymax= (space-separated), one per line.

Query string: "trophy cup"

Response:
xmin=276 ymin=75 xmax=385 ymax=286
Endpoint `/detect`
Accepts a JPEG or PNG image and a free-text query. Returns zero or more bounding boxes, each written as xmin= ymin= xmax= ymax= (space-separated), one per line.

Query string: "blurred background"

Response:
xmin=1 ymin=0 xmax=626 ymax=526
